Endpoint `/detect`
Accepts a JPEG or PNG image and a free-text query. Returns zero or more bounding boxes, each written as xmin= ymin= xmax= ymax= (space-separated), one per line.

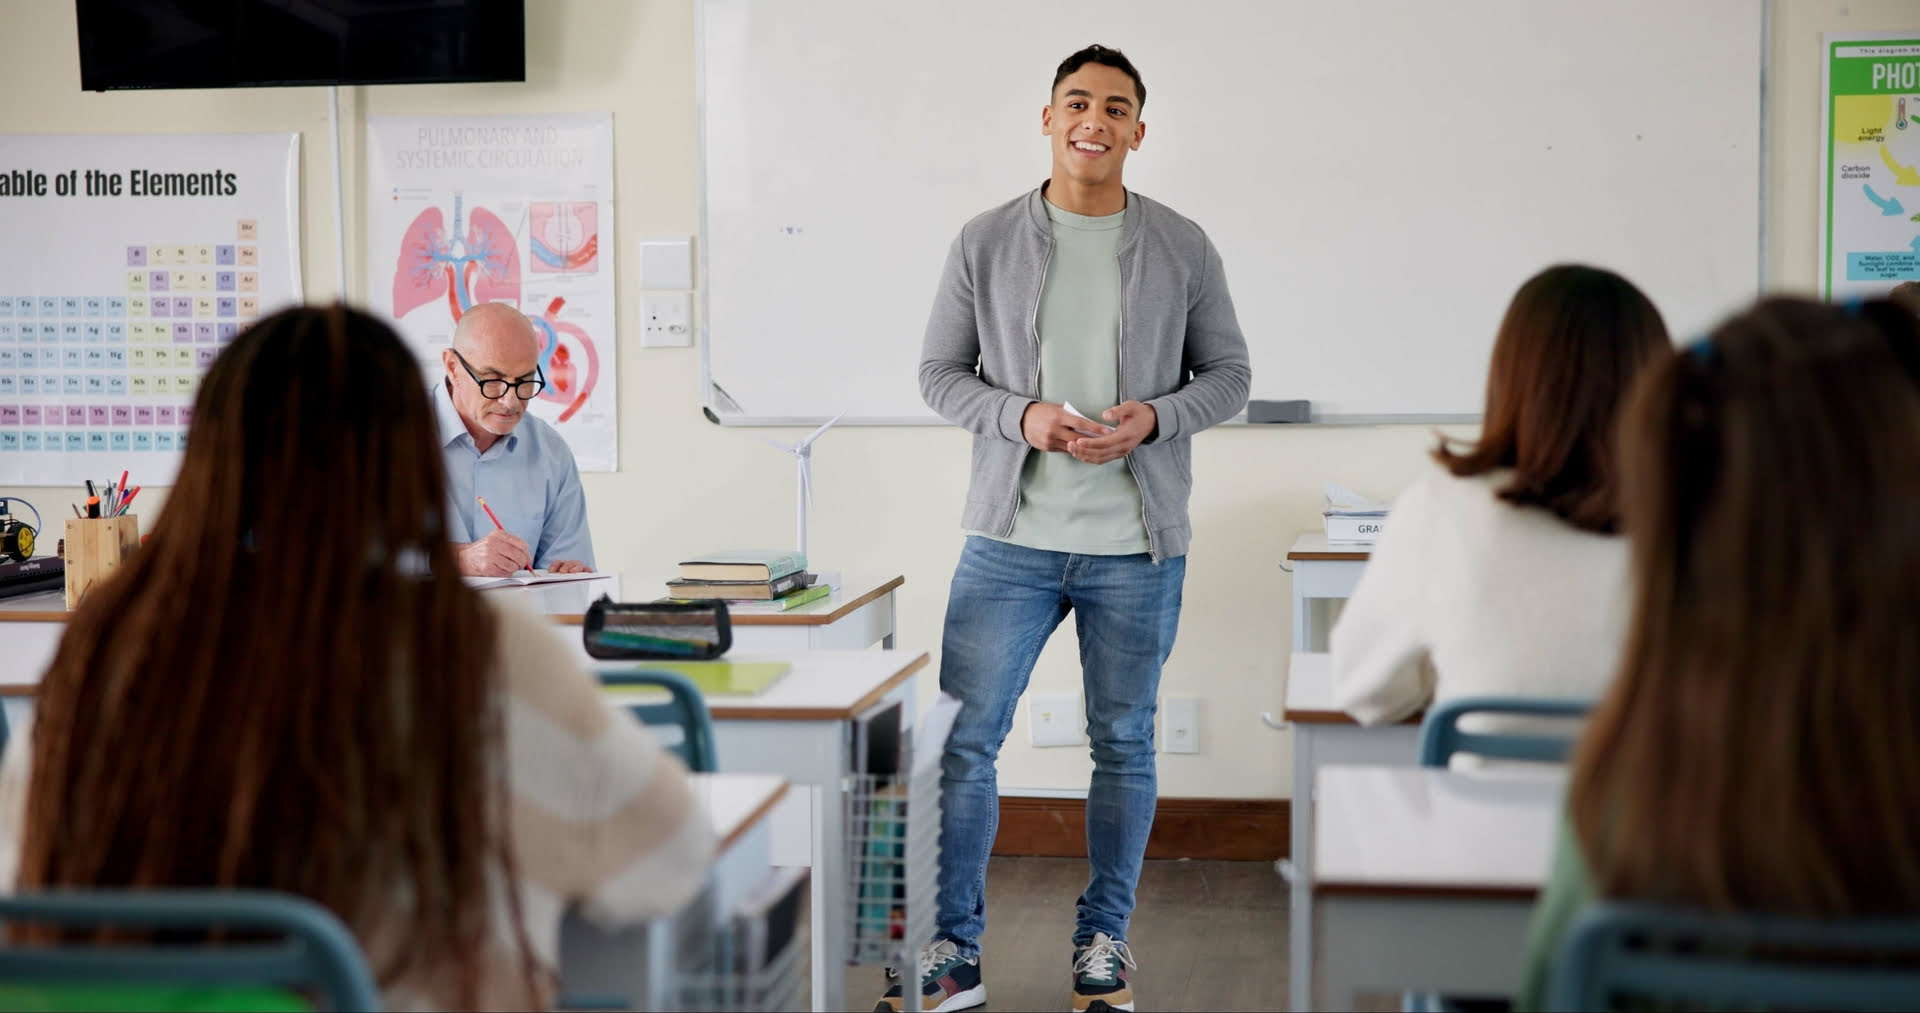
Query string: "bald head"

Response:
xmin=442 ymin=302 xmax=542 ymax=446
xmin=452 ymin=301 xmax=538 ymax=361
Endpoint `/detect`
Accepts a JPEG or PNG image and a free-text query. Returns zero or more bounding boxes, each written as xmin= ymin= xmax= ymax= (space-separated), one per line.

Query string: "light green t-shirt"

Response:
xmin=987 ymin=199 xmax=1150 ymax=555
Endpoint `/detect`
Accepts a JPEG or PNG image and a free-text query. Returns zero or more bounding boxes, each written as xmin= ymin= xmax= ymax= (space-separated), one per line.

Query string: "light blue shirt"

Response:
xmin=432 ymin=380 xmax=595 ymax=569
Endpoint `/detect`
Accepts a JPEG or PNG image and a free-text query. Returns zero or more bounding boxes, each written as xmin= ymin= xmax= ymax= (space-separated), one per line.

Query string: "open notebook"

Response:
xmin=462 ymin=570 xmax=612 ymax=590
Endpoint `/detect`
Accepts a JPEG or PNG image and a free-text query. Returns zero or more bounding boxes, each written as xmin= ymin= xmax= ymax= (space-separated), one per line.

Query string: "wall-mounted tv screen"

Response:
xmin=76 ymin=1 xmax=526 ymax=91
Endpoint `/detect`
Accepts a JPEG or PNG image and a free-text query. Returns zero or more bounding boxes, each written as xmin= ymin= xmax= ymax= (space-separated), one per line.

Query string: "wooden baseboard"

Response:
xmin=991 ymin=796 xmax=1289 ymax=861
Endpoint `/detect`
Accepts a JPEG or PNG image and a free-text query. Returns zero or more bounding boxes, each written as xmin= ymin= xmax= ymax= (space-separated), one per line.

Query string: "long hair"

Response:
xmin=1435 ymin=264 xmax=1670 ymax=533
xmin=21 ymin=305 xmax=538 ymax=1005
xmin=1568 ymin=296 xmax=1920 ymax=914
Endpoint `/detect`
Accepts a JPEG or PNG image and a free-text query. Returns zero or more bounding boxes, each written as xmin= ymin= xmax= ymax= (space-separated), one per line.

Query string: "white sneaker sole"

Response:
xmin=1072 ymin=1000 xmax=1134 ymax=1012
xmin=922 ymin=984 xmax=986 ymax=1012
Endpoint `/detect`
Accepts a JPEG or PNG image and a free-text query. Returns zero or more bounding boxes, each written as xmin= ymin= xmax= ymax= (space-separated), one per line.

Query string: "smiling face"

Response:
xmin=1042 ymin=62 xmax=1145 ymax=192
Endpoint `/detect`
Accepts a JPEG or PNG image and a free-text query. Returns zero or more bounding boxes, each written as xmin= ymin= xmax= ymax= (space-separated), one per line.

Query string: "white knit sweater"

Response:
xmin=1329 ymin=464 xmax=1632 ymax=725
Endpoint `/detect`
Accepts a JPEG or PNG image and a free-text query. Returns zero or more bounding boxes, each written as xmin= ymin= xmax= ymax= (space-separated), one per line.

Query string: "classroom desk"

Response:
xmin=0 ymin=571 xmax=905 ymax=689
xmin=498 ymin=569 xmax=904 ymax=656
xmin=1285 ymin=534 xmax=1369 ymax=653
xmin=1281 ymin=653 xmax=1421 ymax=1013
xmin=601 ymin=649 xmax=928 ymax=1013
xmin=560 ymin=772 xmax=792 ymax=1011
xmin=1312 ymin=765 xmax=1563 ymax=1011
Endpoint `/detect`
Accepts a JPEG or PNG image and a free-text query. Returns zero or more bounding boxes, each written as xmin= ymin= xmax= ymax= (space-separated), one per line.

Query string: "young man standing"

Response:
xmin=892 ymin=44 xmax=1251 ymax=1013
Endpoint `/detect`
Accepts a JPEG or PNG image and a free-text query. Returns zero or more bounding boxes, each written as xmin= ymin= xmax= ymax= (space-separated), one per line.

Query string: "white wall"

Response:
xmin=3 ymin=0 xmax=1911 ymax=798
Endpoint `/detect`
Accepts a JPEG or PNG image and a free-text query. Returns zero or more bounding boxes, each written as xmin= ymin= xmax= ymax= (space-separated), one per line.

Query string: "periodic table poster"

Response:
xmin=0 ymin=133 xmax=300 ymax=486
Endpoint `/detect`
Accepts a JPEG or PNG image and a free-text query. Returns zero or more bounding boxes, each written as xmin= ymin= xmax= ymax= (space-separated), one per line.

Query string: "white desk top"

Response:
xmin=1287 ymin=533 xmax=1373 ymax=560
xmin=0 ymin=588 xmax=67 ymax=622
xmin=602 ymin=649 xmax=928 ymax=722
xmin=0 ymin=573 xmax=904 ymax=628
xmin=1284 ymin=652 xmax=1418 ymax=726
xmin=689 ymin=772 xmax=788 ymax=854
xmin=490 ymin=571 xmax=905 ymax=627
xmin=1313 ymin=765 xmax=1563 ymax=899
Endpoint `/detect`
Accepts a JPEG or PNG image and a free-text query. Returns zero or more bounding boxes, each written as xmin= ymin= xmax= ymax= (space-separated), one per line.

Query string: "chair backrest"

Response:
xmin=1548 ymin=901 xmax=1920 ymax=1011
xmin=0 ymin=889 xmax=380 ymax=1012
xmin=595 ymin=668 xmax=718 ymax=772
xmin=1415 ymin=695 xmax=1592 ymax=767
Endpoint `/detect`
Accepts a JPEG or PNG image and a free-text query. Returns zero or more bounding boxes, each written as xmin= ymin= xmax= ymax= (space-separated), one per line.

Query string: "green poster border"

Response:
xmin=1824 ymin=36 xmax=1920 ymax=298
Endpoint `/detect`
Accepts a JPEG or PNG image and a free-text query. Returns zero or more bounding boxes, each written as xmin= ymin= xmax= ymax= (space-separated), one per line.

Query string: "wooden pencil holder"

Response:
xmin=63 ymin=515 xmax=140 ymax=609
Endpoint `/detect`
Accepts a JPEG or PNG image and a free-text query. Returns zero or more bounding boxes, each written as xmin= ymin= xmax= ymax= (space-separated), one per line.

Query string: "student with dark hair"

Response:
xmin=0 ymin=305 xmax=714 ymax=1010
xmin=905 ymin=42 xmax=1251 ymax=1013
xmin=1517 ymin=296 xmax=1920 ymax=1008
xmin=1331 ymin=265 xmax=1669 ymax=725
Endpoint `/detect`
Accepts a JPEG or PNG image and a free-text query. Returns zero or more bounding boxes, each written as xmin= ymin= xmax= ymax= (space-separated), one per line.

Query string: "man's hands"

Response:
xmin=1022 ymin=401 xmax=1156 ymax=464
xmin=457 ymin=530 xmax=533 ymax=577
xmin=547 ymin=559 xmax=592 ymax=574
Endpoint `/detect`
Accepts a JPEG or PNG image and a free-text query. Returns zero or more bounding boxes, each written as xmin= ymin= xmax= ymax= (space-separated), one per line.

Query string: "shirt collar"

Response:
xmin=431 ymin=378 xmax=469 ymax=449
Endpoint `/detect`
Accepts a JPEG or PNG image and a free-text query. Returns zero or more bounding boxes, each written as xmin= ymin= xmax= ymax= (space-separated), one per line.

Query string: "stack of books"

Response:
xmin=663 ymin=550 xmax=833 ymax=611
xmin=1323 ymin=483 xmax=1390 ymax=546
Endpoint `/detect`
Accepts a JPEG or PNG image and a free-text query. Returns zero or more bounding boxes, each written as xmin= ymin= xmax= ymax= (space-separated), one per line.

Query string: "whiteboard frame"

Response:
xmin=694 ymin=1 xmax=1772 ymax=429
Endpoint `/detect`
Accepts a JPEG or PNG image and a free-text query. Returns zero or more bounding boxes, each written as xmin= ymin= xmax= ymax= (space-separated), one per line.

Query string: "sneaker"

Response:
xmin=1070 ymin=932 xmax=1137 ymax=1012
xmin=874 ymin=938 xmax=986 ymax=1013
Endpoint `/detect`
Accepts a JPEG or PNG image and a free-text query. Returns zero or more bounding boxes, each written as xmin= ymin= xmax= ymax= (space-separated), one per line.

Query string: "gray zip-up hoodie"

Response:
xmin=919 ymin=186 xmax=1252 ymax=560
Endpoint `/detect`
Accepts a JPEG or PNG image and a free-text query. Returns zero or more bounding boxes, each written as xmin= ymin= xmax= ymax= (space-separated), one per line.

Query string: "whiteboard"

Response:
xmin=698 ymin=0 xmax=1764 ymax=424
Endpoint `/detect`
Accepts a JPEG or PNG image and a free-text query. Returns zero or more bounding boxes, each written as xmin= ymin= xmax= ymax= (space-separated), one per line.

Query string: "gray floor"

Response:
xmin=839 ymin=856 xmax=1289 ymax=1012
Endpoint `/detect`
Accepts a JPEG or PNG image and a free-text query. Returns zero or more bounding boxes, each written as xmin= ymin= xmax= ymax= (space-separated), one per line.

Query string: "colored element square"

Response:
xmin=216 ymin=245 xmax=235 ymax=265
xmin=238 ymin=247 xmax=257 ymax=266
xmin=133 ymin=432 xmax=152 ymax=451
xmin=127 ymin=246 xmax=147 ymax=267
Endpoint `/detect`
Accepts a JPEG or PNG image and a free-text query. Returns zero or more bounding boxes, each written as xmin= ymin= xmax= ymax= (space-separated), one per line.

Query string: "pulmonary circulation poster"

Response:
xmin=366 ymin=113 xmax=617 ymax=471
xmin=1821 ymin=33 xmax=1920 ymax=299
xmin=0 ymin=132 xmax=301 ymax=486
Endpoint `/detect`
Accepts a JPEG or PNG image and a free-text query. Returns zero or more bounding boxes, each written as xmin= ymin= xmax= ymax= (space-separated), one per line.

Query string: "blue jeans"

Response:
xmin=934 ymin=535 xmax=1186 ymax=959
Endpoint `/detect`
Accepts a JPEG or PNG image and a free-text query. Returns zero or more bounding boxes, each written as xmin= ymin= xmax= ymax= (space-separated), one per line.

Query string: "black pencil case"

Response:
xmin=581 ymin=595 xmax=732 ymax=660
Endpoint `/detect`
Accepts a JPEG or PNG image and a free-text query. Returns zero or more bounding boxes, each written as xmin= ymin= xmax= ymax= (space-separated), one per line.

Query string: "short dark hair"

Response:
xmin=1433 ymin=264 xmax=1670 ymax=533
xmin=1052 ymin=45 xmax=1145 ymax=110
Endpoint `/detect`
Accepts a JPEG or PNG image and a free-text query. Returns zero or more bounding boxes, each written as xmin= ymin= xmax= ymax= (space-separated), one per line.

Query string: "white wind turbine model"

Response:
xmin=754 ymin=413 xmax=845 ymax=556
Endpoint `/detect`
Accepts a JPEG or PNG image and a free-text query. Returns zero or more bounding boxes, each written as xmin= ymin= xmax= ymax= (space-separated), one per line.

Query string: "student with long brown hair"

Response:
xmin=1517 ymin=296 xmax=1920 ymax=1008
xmin=0 ymin=305 xmax=714 ymax=1010
xmin=1331 ymin=265 xmax=1669 ymax=723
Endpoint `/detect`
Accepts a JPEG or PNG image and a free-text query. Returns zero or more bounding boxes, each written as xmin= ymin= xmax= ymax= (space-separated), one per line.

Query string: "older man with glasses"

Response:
xmin=433 ymin=301 xmax=596 ymax=577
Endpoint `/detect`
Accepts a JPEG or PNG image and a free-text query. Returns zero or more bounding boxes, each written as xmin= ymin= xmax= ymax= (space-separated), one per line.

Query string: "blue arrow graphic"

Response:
xmin=1864 ymin=184 xmax=1906 ymax=217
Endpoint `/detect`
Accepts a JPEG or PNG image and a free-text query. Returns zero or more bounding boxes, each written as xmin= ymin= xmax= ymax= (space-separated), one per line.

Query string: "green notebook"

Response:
xmin=603 ymin=660 xmax=792 ymax=697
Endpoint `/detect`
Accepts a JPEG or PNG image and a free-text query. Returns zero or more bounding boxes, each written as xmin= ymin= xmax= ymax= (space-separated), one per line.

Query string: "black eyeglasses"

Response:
xmin=452 ymin=347 xmax=545 ymax=400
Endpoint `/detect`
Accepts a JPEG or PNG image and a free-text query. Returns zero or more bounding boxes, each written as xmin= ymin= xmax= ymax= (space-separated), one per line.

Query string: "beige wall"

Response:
xmin=3 ymin=0 xmax=1912 ymax=798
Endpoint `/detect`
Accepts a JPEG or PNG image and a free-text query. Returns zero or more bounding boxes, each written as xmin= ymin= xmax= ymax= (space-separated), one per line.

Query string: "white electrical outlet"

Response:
xmin=641 ymin=291 xmax=693 ymax=348
xmin=1161 ymin=696 xmax=1200 ymax=754
xmin=1028 ymin=692 xmax=1085 ymax=748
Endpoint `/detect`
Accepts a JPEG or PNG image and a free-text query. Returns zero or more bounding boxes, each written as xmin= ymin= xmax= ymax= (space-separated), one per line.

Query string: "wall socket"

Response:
xmin=641 ymin=291 xmax=692 ymax=348
xmin=1028 ymin=692 xmax=1085 ymax=748
xmin=1160 ymin=696 xmax=1200 ymax=754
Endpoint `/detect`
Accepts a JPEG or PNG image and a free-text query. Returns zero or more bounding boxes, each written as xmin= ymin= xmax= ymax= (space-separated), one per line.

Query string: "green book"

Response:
xmin=678 ymin=549 xmax=808 ymax=582
xmin=602 ymin=660 xmax=792 ymax=697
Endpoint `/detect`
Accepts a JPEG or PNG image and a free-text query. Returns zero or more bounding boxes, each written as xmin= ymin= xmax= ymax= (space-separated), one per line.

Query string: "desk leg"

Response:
xmin=1289 ymin=724 xmax=1315 ymax=1013
xmin=1292 ymin=590 xmax=1312 ymax=654
xmin=810 ymin=782 xmax=849 ymax=1013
